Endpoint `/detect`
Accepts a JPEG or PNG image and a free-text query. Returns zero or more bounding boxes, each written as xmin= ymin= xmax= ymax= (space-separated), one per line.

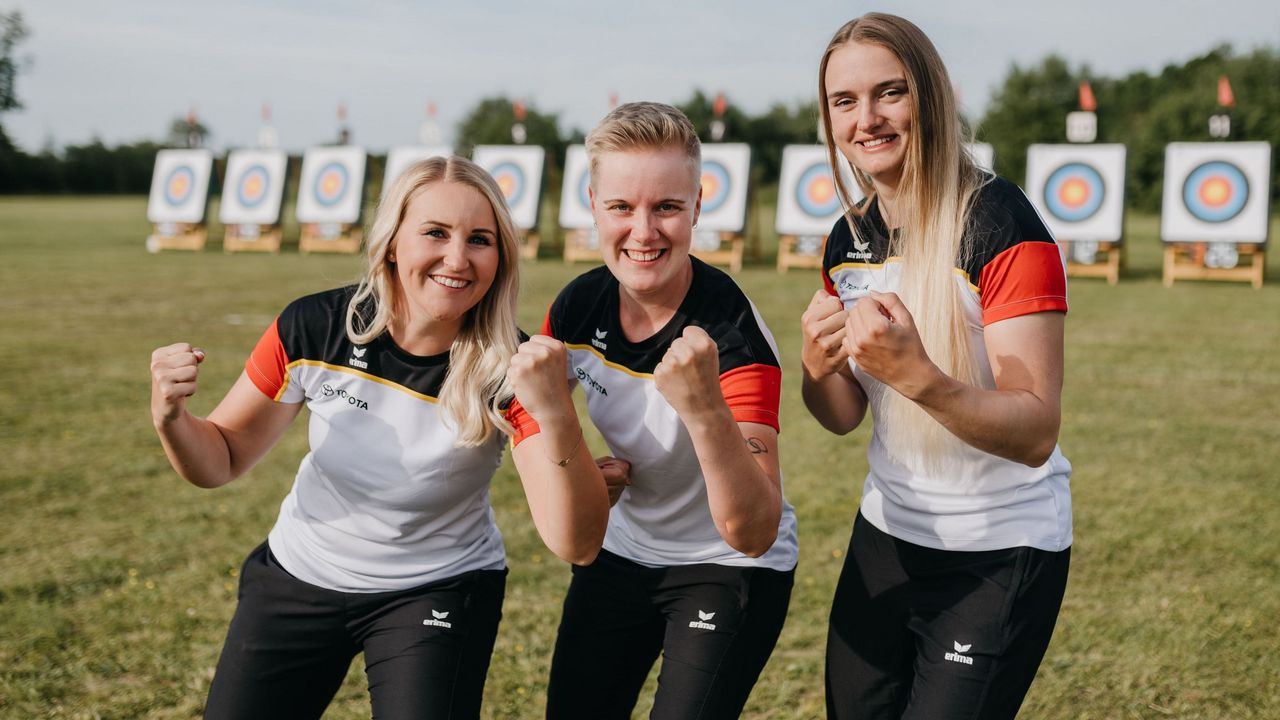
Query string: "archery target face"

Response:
xmin=1162 ymin=142 xmax=1271 ymax=243
xmin=473 ymin=145 xmax=545 ymax=230
xmin=559 ymin=145 xmax=594 ymax=230
xmin=968 ymin=142 xmax=995 ymax=173
xmin=776 ymin=145 xmax=862 ymax=236
xmin=219 ymin=149 xmax=286 ymax=225
xmin=697 ymin=144 xmax=751 ymax=233
xmin=1026 ymin=144 xmax=1126 ymax=243
xmin=296 ymin=146 xmax=367 ymax=224
xmin=383 ymin=146 xmax=452 ymax=198
xmin=147 ymin=149 xmax=213 ymax=224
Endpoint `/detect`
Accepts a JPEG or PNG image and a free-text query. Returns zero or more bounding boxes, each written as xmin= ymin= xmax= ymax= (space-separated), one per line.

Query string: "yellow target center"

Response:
xmin=1199 ymin=177 xmax=1231 ymax=207
xmin=321 ymin=173 xmax=341 ymax=195
xmin=809 ymin=177 xmax=834 ymax=203
xmin=244 ymin=177 xmax=262 ymax=195
xmin=170 ymin=175 xmax=189 ymax=195
xmin=497 ymin=175 xmax=516 ymax=198
xmin=701 ymin=174 xmax=720 ymax=200
xmin=1060 ymin=178 xmax=1088 ymax=208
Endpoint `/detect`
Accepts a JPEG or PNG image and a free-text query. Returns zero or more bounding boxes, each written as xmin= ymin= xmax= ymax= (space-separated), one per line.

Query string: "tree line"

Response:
xmin=1 ymin=8 xmax=1276 ymax=212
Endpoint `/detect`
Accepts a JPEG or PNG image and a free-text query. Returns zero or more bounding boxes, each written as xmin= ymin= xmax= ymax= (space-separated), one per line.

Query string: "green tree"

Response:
xmin=976 ymin=55 xmax=1079 ymax=188
xmin=0 ymin=9 xmax=27 ymax=113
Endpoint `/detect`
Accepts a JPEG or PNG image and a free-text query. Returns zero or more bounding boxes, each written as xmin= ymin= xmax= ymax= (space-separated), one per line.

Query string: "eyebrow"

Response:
xmin=419 ymin=220 xmax=496 ymax=235
xmin=600 ymin=197 xmax=688 ymax=205
xmin=827 ymin=78 xmax=907 ymax=100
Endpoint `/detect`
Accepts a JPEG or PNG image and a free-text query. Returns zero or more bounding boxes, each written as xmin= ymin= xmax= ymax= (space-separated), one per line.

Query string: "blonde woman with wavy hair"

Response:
xmin=801 ymin=13 xmax=1073 ymax=719
xmin=150 ymin=155 xmax=520 ymax=719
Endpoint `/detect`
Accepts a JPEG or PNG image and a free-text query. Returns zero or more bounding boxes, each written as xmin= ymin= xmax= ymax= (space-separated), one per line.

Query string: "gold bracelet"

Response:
xmin=550 ymin=430 xmax=583 ymax=467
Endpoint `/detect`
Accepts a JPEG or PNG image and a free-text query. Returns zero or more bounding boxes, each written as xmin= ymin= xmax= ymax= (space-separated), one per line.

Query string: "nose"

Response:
xmin=631 ymin=211 xmax=660 ymax=242
xmin=856 ymin=100 xmax=881 ymax=133
xmin=442 ymin=236 xmax=469 ymax=269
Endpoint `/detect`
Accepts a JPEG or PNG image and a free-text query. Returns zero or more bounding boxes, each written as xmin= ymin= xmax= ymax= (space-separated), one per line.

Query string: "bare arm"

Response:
xmin=845 ymin=293 xmax=1064 ymax=466
xmin=800 ymin=290 xmax=869 ymax=434
xmin=507 ymin=337 xmax=611 ymax=565
xmin=151 ymin=344 xmax=301 ymax=489
xmin=657 ymin=327 xmax=783 ymax=557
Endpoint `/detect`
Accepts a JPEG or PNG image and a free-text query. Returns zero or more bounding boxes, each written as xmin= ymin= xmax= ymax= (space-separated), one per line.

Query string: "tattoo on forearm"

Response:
xmin=746 ymin=437 xmax=768 ymax=454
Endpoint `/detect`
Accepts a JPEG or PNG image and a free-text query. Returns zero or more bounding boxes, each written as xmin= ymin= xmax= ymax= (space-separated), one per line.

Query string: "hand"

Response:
xmin=151 ymin=343 xmax=205 ymax=426
xmin=800 ymin=289 xmax=850 ymax=379
xmin=843 ymin=291 xmax=939 ymax=399
xmin=654 ymin=325 xmax=723 ymax=419
xmin=595 ymin=456 xmax=632 ymax=507
xmin=508 ymin=335 xmax=575 ymax=423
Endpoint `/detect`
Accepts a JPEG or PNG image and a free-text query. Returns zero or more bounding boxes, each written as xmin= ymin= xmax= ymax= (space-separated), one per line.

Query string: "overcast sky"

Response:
xmin=4 ymin=1 xmax=1278 ymax=154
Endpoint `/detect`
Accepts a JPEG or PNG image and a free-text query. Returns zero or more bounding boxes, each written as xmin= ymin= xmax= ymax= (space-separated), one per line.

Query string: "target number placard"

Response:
xmin=558 ymin=145 xmax=595 ymax=230
xmin=1162 ymin=142 xmax=1271 ymax=244
xmin=296 ymin=146 xmax=367 ymax=224
xmin=697 ymin=143 xmax=751 ymax=233
xmin=1025 ymin=144 xmax=1126 ymax=243
xmin=384 ymin=146 xmax=453 ymax=198
xmin=776 ymin=145 xmax=862 ymax=236
xmin=472 ymin=145 xmax=545 ymax=231
xmin=147 ymin=149 xmax=214 ymax=224
xmin=220 ymin=149 xmax=287 ymax=225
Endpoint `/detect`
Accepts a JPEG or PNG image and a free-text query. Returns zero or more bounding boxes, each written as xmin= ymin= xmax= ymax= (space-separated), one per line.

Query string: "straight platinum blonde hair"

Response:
xmin=345 ymin=156 xmax=521 ymax=446
xmin=585 ymin=101 xmax=702 ymax=192
xmin=819 ymin=13 xmax=990 ymax=473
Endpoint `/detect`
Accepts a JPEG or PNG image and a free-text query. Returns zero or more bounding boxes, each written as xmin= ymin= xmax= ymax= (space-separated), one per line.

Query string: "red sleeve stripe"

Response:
xmin=978 ymin=242 xmax=1068 ymax=326
xmin=245 ymin=318 xmax=291 ymax=401
xmin=539 ymin=307 xmax=553 ymax=336
xmin=721 ymin=363 xmax=782 ymax=432
xmin=505 ymin=397 xmax=541 ymax=447
xmin=822 ymin=268 xmax=838 ymax=297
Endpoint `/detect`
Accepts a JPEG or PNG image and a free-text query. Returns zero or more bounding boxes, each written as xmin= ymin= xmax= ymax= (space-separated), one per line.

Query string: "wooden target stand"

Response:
xmin=517 ymin=232 xmax=541 ymax=261
xmin=562 ymin=229 xmax=600 ymax=264
xmin=147 ymin=222 xmax=207 ymax=252
xmin=223 ymin=224 xmax=284 ymax=253
xmin=1162 ymin=242 xmax=1265 ymax=289
xmin=777 ymin=235 xmax=827 ymax=273
xmin=300 ymin=223 xmax=363 ymax=254
xmin=691 ymin=230 xmax=746 ymax=274
xmin=1063 ymin=241 xmax=1123 ymax=285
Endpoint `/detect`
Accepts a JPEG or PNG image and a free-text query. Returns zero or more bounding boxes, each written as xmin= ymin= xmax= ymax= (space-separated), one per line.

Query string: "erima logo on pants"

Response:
xmin=423 ymin=610 xmax=452 ymax=629
xmin=944 ymin=641 xmax=973 ymax=665
xmin=688 ymin=610 xmax=717 ymax=631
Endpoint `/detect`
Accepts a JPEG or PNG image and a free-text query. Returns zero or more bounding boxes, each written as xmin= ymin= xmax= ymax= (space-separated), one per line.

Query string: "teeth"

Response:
xmin=626 ymin=249 xmax=662 ymax=262
xmin=863 ymin=137 xmax=893 ymax=148
xmin=431 ymin=275 xmax=469 ymax=289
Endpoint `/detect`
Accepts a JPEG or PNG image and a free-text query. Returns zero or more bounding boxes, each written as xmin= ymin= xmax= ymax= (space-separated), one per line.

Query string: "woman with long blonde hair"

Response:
xmin=801 ymin=13 xmax=1073 ymax=719
xmin=149 ymin=156 xmax=520 ymax=719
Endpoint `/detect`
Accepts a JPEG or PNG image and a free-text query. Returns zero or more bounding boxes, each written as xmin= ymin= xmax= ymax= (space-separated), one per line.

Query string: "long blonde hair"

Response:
xmin=346 ymin=156 xmax=521 ymax=447
xmin=819 ymin=13 xmax=989 ymax=471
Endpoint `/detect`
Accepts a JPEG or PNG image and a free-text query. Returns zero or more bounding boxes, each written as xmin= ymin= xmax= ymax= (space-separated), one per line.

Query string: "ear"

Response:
xmin=692 ymin=183 xmax=703 ymax=228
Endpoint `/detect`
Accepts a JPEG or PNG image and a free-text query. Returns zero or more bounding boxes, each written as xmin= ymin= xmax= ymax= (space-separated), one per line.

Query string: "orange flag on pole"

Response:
xmin=1217 ymin=75 xmax=1235 ymax=108
xmin=1078 ymin=81 xmax=1097 ymax=112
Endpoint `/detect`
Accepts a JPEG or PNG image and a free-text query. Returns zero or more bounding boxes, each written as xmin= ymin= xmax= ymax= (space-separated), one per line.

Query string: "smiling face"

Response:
xmin=388 ymin=180 xmax=500 ymax=337
xmin=590 ymin=147 xmax=701 ymax=306
xmin=824 ymin=41 xmax=913 ymax=195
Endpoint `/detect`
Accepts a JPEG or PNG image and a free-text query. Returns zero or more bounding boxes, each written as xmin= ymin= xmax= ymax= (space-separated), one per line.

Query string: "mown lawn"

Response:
xmin=1 ymin=196 xmax=1277 ymax=719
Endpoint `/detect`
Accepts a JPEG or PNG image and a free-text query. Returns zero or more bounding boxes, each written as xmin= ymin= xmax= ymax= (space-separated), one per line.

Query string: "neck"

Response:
xmin=617 ymin=261 xmax=693 ymax=342
xmin=874 ymin=183 xmax=901 ymax=230
xmin=388 ymin=296 xmax=462 ymax=357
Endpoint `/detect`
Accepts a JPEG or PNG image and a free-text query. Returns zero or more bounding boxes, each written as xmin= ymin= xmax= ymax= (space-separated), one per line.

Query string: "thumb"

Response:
xmin=193 ymin=348 xmax=206 ymax=363
xmin=867 ymin=292 xmax=905 ymax=323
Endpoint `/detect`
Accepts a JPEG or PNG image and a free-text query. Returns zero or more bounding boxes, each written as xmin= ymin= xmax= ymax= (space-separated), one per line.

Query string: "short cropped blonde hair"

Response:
xmin=584 ymin=101 xmax=701 ymax=190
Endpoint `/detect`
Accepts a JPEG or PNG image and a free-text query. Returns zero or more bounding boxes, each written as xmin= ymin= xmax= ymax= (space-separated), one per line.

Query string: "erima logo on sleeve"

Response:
xmin=945 ymin=641 xmax=973 ymax=665
xmin=688 ymin=610 xmax=717 ymax=631
xmin=423 ymin=610 xmax=453 ymax=629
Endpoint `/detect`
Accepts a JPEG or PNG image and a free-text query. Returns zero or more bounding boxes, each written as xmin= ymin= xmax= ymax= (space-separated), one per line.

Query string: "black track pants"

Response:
xmin=545 ymin=549 xmax=794 ymax=720
xmin=204 ymin=542 xmax=506 ymax=720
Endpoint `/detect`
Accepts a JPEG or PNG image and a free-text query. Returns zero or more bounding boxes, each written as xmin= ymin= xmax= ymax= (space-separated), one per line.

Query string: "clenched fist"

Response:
xmin=801 ymin=289 xmax=850 ymax=380
xmin=151 ymin=343 xmax=206 ymax=426
xmin=508 ymin=335 xmax=575 ymax=423
xmin=654 ymin=325 xmax=723 ymax=418
xmin=843 ymin=291 xmax=935 ymax=398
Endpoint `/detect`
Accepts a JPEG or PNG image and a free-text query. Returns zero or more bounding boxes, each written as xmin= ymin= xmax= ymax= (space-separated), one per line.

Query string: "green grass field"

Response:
xmin=1 ymin=196 xmax=1278 ymax=719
